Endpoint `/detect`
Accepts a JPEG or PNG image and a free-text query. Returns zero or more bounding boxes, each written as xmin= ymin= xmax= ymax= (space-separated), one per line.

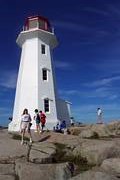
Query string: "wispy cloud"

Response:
xmin=0 ymin=70 xmax=17 ymax=89
xmin=59 ymin=86 xmax=118 ymax=100
xmin=54 ymin=19 xmax=111 ymax=45
xmin=89 ymin=87 xmax=118 ymax=99
xmin=59 ymin=90 xmax=80 ymax=96
xmin=84 ymin=76 xmax=120 ymax=87
xmin=107 ymin=5 xmax=120 ymax=16
xmin=0 ymin=107 xmax=7 ymax=111
xmin=71 ymin=103 xmax=120 ymax=123
xmin=83 ymin=7 xmax=111 ymax=17
xmin=73 ymin=104 xmax=100 ymax=114
xmin=109 ymin=95 xmax=118 ymax=100
xmin=0 ymin=106 xmax=12 ymax=126
xmin=92 ymin=59 xmax=120 ymax=74
xmin=73 ymin=103 xmax=120 ymax=115
xmin=54 ymin=21 xmax=86 ymax=32
xmin=54 ymin=20 xmax=97 ymax=35
xmin=0 ymin=106 xmax=11 ymax=115
xmin=55 ymin=60 xmax=72 ymax=70
xmin=54 ymin=20 xmax=109 ymax=35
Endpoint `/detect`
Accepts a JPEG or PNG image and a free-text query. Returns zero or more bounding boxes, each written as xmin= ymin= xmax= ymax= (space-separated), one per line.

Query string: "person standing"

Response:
xmin=34 ymin=109 xmax=41 ymax=133
xmin=39 ymin=110 xmax=46 ymax=132
xmin=20 ymin=108 xmax=32 ymax=145
xmin=97 ymin=108 xmax=103 ymax=124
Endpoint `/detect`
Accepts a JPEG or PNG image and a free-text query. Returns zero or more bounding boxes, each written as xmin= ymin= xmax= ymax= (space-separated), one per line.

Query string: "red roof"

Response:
xmin=25 ymin=15 xmax=51 ymax=27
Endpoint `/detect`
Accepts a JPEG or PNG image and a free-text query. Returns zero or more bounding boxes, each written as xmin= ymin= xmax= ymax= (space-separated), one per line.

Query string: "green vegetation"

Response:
xmin=15 ymin=174 xmax=19 ymax=180
xmin=71 ymin=130 xmax=81 ymax=136
xmin=54 ymin=142 xmax=94 ymax=176
xmin=89 ymin=131 xmax=100 ymax=139
xmin=53 ymin=143 xmax=66 ymax=162
xmin=11 ymin=133 xmax=29 ymax=141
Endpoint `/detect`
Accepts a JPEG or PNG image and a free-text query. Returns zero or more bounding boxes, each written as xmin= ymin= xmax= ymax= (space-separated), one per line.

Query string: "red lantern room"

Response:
xmin=24 ymin=15 xmax=52 ymax=32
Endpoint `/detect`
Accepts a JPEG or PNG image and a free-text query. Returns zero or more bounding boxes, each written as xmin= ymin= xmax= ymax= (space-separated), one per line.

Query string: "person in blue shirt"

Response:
xmin=60 ymin=120 xmax=66 ymax=130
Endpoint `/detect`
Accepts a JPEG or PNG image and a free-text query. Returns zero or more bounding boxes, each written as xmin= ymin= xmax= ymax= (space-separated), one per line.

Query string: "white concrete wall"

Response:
xmin=9 ymin=38 xmax=39 ymax=131
xmin=8 ymin=29 xmax=59 ymax=131
xmin=56 ymin=99 xmax=71 ymax=127
xmin=8 ymin=28 xmax=71 ymax=131
xmin=37 ymin=39 xmax=59 ymax=128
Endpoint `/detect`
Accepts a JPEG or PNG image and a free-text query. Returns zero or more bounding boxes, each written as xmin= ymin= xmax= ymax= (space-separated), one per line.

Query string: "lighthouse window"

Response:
xmin=41 ymin=44 xmax=46 ymax=54
xmin=29 ymin=19 xmax=38 ymax=29
xmin=44 ymin=99 xmax=49 ymax=113
xmin=42 ymin=69 xmax=48 ymax=81
xmin=39 ymin=20 xmax=45 ymax=29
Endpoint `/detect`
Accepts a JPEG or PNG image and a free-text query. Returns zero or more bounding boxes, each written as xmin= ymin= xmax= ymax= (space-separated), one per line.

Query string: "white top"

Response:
xmin=21 ymin=114 xmax=31 ymax=122
xmin=97 ymin=109 xmax=102 ymax=116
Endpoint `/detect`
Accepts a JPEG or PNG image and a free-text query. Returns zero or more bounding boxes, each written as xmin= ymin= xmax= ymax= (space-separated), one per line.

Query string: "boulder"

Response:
xmin=90 ymin=124 xmax=113 ymax=137
xmin=2 ymin=127 xmax=120 ymax=180
xmin=107 ymin=121 xmax=120 ymax=135
xmin=68 ymin=126 xmax=90 ymax=136
xmin=46 ymin=132 xmax=80 ymax=147
xmin=70 ymin=170 xmax=119 ymax=180
xmin=73 ymin=139 xmax=120 ymax=165
xmin=0 ymin=130 xmax=28 ymax=163
xmin=0 ymin=164 xmax=14 ymax=175
xmin=0 ymin=175 xmax=15 ymax=180
xmin=29 ymin=142 xmax=56 ymax=163
xmin=79 ymin=129 xmax=96 ymax=139
xmin=15 ymin=159 xmax=71 ymax=180
xmin=70 ymin=124 xmax=113 ymax=138
xmin=101 ymin=158 xmax=120 ymax=177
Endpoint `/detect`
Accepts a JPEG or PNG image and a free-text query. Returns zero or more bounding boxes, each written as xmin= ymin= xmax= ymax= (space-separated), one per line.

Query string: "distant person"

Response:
xmin=39 ymin=110 xmax=46 ymax=132
xmin=20 ymin=108 xmax=32 ymax=145
xmin=60 ymin=120 xmax=66 ymax=130
xmin=9 ymin=117 xmax=12 ymax=121
xmin=60 ymin=120 xmax=67 ymax=134
xmin=56 ymin=122 xmax=60 ymax=131
xmin=53 ymin=122 xmax=62 ymax=133
xmin=97 ymin=108 xmax=103 ymax=124
xmin=34 ymin=109 xmax=41 ymax=133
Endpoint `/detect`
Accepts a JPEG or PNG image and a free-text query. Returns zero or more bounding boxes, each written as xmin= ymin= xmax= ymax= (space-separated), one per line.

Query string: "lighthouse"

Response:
xmin=8 ymin=15 xmax=71 ymax=131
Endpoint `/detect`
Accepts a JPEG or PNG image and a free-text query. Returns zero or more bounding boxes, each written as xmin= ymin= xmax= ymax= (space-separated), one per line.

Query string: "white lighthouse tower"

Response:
xmin=8 ymin=15 xmax=71 ymax=131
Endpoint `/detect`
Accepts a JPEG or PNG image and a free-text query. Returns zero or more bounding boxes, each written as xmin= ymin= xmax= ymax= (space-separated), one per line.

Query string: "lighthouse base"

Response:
xmin=44 ymin=121 xmax=59 ymax=130
xmin=8 ymin=119 xmax=60 ymax=132
xmin=8 ymin=121 xmax=21 ymax=132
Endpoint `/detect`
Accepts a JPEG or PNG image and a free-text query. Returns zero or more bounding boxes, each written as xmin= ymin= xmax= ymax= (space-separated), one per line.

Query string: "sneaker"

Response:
xmin=30 ymin=139 xmax=32 ymax=143
xmin=34 ymin=130 xmax=38 ymax=133
xmin=21 ymin=140 xmax=24 ymax=145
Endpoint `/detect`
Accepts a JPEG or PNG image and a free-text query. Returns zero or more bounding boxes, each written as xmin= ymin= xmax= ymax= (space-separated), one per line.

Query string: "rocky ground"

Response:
xmin=1 ymin=121 xmax=120 ymax=180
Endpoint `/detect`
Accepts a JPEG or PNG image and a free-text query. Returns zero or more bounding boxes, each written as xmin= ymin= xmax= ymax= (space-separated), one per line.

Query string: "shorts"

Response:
xmin=36 ymin=119 xmax=40 ymax=125
xmin=21 ymin=121 xmax=30 ymax=132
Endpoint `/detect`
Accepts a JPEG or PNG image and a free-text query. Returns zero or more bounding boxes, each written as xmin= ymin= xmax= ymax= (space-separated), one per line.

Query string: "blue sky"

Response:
xmin=1 ymin=0 xmax=120 ymax=126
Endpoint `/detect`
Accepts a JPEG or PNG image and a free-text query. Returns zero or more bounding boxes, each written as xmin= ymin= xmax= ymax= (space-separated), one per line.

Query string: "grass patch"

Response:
xmin=53 ymin=142 xmax=94 ymax=176
xmin=53 ymin=143 xmax=66 ymax=162
xmin=15 ymin=174 xmax=19 ymax=180
xmin=71 ymin=130 xmax=81 ymax=136
xmin=54 ymin=142 xmax=66 ymax=150
xmin=89 ymin=132 xmax=100 ymax=139
xmin=11 ymin=133 xmax=29 ymax=141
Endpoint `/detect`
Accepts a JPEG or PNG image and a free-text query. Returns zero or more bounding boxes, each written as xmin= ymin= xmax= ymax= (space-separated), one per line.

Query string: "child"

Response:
xmin=39 ymin=110 xmax=46 ymax=132
xmin=34 ymin=109 xmax=41 ymax=133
